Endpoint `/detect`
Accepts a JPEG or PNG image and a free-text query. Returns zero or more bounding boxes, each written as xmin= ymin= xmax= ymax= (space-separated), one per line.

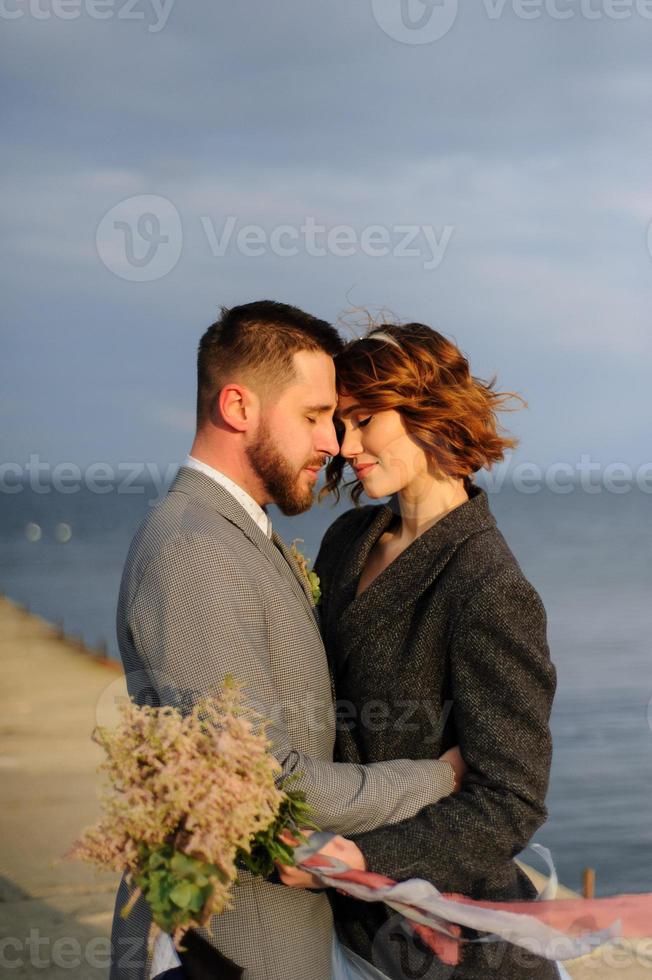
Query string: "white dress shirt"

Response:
xmin=183 ymin=454 xmax=272 ymax=539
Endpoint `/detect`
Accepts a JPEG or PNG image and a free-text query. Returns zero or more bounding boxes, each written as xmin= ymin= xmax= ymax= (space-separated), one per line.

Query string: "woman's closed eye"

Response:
xmin=357 ymin=416 xmax=373 ymax=428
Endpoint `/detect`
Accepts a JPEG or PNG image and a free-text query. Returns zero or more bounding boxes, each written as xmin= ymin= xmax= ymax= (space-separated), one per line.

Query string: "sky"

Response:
xmin=2 ymin=0 xmax=652 ymax=477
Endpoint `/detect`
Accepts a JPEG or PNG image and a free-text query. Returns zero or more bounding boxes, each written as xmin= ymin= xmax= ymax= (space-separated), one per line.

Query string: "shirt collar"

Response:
xmin=183 ymin=455 xmax=272 ymax=539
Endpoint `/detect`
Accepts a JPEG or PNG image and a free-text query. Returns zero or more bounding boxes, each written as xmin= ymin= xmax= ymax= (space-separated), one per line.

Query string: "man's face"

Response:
xmin=246 ymin=350 xmax=339 ymax=515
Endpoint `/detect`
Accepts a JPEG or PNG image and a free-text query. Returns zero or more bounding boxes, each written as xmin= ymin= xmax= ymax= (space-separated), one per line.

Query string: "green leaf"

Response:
xmin=148 ymin=850 xmax=168 ymax=871
xmin=236 ymin=787 xmax=319 ymax=879
xmin=188 ymin=887 xmax=206 ymax=913
xmin=147 ymin=875 xmax=164 ymax=906
xmin=169 ymin=881 xmax=196 ymax=909
xmin=170 ymin=852 xmax=201 ymax=876
xmin=204 ymin=862 xmax=229 ymax=885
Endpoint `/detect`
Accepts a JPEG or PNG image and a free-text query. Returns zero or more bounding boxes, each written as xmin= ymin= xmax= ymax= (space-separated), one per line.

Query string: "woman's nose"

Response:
xmin=339 ymin=427 xmax=362 ymax=459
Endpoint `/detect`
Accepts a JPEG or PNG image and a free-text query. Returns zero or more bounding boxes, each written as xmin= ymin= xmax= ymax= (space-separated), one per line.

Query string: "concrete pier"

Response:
xmin=0 ymin=595 xmax=649 ymax=978
xmin=1 ymin=595 xmax=125 ymax=978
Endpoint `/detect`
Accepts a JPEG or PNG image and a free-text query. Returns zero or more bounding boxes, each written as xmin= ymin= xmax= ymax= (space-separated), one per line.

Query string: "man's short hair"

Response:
xmin=196 ymin=300 xmax=343 ymax=426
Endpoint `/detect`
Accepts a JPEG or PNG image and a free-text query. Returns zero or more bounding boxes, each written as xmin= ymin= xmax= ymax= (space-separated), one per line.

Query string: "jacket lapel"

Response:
xmin=271 ymin=530 xmax=317 ymax=606
xmin=168 ymin=466 xmax=319 ymax=625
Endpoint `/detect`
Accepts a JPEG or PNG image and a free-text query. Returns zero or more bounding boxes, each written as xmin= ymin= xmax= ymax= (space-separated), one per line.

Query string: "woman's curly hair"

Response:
xmin=320 ymin=321 xmax=525 ymax=504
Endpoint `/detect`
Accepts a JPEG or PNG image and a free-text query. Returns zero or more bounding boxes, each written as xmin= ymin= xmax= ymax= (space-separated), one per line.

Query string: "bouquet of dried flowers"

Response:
xmin=69 ymin=678 xmax=315 ymax=947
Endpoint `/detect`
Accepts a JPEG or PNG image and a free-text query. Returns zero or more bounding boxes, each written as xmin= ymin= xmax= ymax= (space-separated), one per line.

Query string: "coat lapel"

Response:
xmin=323 ymin=505 xmax=390 ymax=641
xmin=330 ymin=486 xmax=497 ymax=670
xmin=168 ymin=466 xmax=319 ymax=625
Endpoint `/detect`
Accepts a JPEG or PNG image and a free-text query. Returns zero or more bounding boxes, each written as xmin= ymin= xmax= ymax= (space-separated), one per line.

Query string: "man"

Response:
xmin=110 ymin=301 xmax=459 ymax=980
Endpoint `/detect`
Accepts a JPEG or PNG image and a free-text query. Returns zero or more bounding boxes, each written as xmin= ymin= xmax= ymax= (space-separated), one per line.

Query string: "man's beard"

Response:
xmin=246 ymin=419 xmax=316 ymax=516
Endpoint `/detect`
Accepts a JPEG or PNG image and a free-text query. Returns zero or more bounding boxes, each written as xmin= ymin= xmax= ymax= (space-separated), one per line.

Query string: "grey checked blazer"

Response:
xmin=109 ymin=466 xmax=455 ymax=980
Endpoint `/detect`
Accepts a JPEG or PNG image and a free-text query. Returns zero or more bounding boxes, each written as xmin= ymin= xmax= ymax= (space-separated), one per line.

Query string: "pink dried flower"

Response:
xmin=69 ymin=679 xmax=287 ymax=945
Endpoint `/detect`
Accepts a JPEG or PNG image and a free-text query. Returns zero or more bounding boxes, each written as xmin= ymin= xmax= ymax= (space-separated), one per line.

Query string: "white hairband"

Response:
xmin=366 ymin=330 xmax=402 ymax=350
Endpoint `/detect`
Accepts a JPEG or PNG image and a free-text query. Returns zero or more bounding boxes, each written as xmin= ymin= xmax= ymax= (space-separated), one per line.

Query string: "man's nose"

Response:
xmin=317 ymin=419 xmax=341 ymax=458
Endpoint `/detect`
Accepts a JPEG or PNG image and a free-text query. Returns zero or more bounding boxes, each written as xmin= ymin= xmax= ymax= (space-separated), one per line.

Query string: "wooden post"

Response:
xmin=582 ymin=867 xmax=595 ymax=899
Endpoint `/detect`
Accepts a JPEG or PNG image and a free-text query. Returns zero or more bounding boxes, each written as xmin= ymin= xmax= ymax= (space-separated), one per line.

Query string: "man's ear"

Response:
xmin=215 ymin=384 xmax=258 ymax=433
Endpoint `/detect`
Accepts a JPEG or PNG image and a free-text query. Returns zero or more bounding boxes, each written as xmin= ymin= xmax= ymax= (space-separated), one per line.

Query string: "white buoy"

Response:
xmin=55 ymin=522 xmax=72 ymax=543
xmin=25 ymin=522 xmax=42 ymax=543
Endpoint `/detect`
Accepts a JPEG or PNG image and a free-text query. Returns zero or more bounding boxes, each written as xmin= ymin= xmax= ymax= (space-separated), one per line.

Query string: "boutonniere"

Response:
xmin=289 ymin=539 xmax=321 ymax=606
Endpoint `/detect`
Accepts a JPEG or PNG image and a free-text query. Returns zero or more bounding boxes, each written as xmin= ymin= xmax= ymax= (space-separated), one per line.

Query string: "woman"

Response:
xmin=315 ymin=323 xmax=561 ymax=979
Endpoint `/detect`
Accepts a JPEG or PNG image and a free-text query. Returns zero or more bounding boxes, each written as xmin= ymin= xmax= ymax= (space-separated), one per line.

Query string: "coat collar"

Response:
xmin=169 ymin=465 xmax=318 ymax=619
xmin=336 ymin=483 xmax=497 ymax=622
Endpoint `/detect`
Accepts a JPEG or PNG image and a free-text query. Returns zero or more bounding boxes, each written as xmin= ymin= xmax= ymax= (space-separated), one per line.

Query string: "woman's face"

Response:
xmin=335 ymin=391 xmax=430 ymax=498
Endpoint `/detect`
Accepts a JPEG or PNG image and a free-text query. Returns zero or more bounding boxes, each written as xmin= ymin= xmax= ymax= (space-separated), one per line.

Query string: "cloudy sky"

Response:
xmin=3 ymin=0 xmax=651 ymax=474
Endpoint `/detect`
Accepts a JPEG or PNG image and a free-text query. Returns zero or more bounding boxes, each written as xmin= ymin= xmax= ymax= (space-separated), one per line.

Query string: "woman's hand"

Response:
xmin=275 ymin=829 xmax=367 ymax=889
xmin=438 ymin=744 xmax=467 ymax=793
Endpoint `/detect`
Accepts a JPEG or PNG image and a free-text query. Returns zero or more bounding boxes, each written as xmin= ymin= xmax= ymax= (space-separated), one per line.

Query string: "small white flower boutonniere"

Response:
xmin=289 ymin=539 xmax=322 ymax=606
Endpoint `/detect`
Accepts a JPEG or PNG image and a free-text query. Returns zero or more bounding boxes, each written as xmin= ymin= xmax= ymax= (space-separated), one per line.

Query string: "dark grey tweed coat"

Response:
xmin=314 ymin=484 xmax=560 ymax=980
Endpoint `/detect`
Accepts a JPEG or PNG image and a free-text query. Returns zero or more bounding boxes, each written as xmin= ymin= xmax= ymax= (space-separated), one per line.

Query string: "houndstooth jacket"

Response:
xmin=109 ymin=465 xmax=455 ymax=980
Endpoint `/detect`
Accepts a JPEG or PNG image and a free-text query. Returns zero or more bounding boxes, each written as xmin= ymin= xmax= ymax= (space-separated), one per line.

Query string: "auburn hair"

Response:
xmin=321 ymin=322 xmax=524 ymax=504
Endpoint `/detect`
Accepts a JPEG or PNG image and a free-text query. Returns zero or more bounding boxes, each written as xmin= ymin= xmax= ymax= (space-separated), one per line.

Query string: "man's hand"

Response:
xmin=438 ymin=744 xmax=467 ymax=793
xmin=275 ymin=829 xmax=367 ymax=889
